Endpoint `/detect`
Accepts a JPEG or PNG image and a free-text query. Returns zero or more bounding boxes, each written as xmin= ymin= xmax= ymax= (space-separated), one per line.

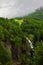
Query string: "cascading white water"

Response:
xmin=26 ymin=37 xmax=34 ymax=49
xmin=26 ymin=37 xmax=34 ymax=58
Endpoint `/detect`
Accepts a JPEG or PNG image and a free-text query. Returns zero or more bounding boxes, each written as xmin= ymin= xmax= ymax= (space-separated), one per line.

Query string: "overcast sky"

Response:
xmin=0 ymin=0 xmax=43 ymax=18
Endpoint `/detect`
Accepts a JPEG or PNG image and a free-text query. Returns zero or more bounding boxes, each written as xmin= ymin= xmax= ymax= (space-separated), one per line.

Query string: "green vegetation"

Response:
xmin=0 ymin=10 xmax=43 ymax=65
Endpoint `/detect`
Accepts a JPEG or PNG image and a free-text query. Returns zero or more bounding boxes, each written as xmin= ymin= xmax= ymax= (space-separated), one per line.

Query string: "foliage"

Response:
xmin=33 ymin=41 xmax=43 ymax=65
xmin=0 ymin=10 xmax=43 ymax=65
xmin=0 ymin=41 xmax=11 ymax=65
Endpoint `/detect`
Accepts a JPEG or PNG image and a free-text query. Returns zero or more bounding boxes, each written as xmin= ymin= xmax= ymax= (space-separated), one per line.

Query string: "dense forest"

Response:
xmin=0 ymin=9 xmax=43 ymax=65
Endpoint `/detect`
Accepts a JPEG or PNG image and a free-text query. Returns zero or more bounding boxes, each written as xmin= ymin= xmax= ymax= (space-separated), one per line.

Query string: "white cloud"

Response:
xmin=0 ymin=0 xmax=43 ymax=18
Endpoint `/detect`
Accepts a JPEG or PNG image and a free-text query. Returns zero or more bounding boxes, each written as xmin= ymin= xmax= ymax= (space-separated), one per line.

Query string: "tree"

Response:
xmin=33 ymin=41 xmax=43 ymax=65
xmin=0 ymin=41 xmax=12 ymax=65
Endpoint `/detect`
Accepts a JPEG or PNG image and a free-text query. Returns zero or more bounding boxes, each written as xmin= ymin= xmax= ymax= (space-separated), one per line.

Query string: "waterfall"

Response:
xmin=26 ymin=37 xmax=34 ymax=57
xmin=26 ymin=37 xmax=34 ymax=49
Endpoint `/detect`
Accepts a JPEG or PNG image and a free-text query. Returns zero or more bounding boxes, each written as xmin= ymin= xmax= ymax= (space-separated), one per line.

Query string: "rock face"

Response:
xmin=4 ymin=42 xmax=21 ymax=61
xmin=4 ymin=37 xmax=34 ymax=63
xmin=11 ymin=45 xmax=18 ymax=61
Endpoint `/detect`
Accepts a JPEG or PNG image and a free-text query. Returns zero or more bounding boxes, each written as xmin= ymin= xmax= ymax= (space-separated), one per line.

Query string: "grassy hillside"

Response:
xmin=15 ymin=10 xmax=43 ymax=27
